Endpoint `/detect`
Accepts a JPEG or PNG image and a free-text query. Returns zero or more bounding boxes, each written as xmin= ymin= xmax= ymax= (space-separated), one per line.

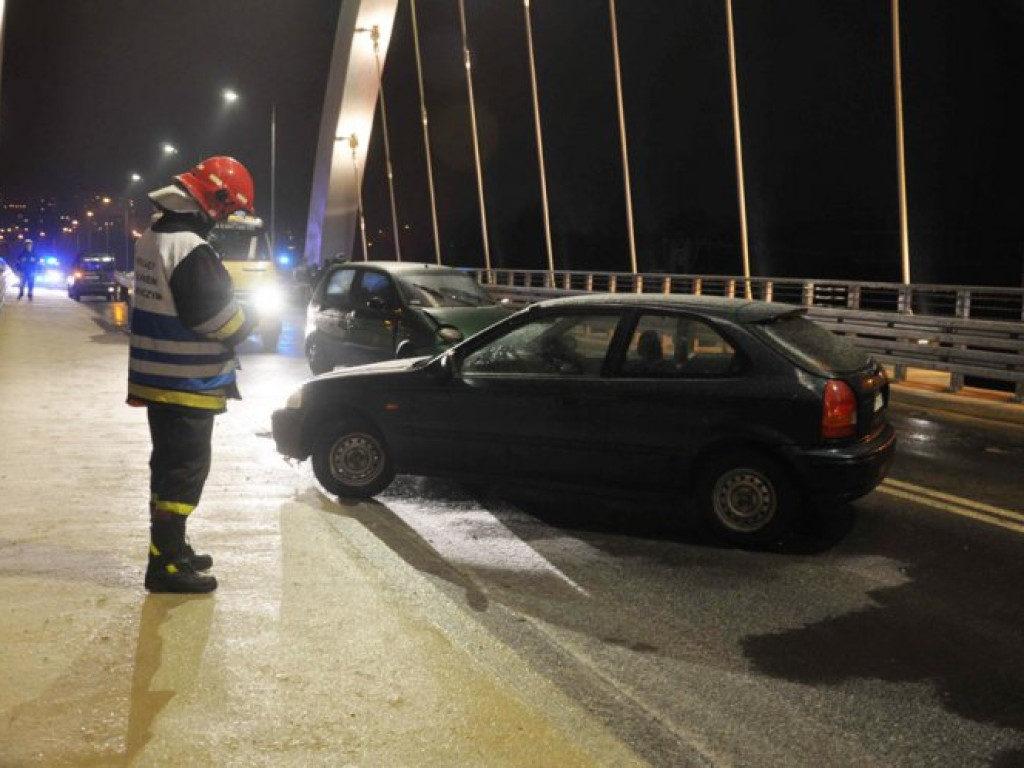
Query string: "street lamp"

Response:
xmin=162 ymin=143 xmax=178 ymax=156
xmin=222 ymin=88 xmax=276 ymax=258
xmin=125 ymin=173 xmax=145 ymax=269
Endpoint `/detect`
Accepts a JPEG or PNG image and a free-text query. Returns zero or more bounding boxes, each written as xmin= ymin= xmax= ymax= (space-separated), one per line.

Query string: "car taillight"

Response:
xmin=822 ymin=379 xmax=858 ymax=439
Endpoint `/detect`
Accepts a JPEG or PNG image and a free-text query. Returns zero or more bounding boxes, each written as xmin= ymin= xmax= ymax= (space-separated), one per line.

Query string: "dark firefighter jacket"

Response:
xmin=127 ymin=212 xmax=256 ymax=412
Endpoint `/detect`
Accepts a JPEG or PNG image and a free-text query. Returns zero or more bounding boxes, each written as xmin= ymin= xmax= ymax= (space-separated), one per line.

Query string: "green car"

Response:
xmin=303 ymin=261 xmax=512 ymax=374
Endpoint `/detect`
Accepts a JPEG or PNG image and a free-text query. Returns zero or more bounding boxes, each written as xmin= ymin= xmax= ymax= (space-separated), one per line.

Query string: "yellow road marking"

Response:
xmin=879 ymin=478 xmax=1024 ymax=535
xmin=882 ymin=478 xmax=1024 ymax=524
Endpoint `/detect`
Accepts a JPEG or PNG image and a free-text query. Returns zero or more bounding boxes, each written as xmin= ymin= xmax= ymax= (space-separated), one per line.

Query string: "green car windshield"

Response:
xmin=399 ymin=273 xmax=496 ymax=308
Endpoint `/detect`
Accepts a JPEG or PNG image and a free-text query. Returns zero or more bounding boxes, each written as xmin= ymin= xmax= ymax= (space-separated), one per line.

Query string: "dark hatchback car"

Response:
xmin=274 ymin=294 xmax=895 ymax=545
xmin=303 ymin=261 xmax=511 ymax=373
xmin=68 ymin=253 xmax=119 ymax=301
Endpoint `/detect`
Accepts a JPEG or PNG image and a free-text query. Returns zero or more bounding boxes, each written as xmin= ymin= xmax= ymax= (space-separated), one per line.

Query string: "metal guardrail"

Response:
xmin=116 ymin=266 xmax=1023 ymax=401
xmin=475 ymin=269 xmax=1024 ymax=402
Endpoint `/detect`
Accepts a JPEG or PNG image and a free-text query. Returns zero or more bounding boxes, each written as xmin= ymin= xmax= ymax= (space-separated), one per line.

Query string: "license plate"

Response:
xmin=874 ymin=392 xmax=884 ymax=412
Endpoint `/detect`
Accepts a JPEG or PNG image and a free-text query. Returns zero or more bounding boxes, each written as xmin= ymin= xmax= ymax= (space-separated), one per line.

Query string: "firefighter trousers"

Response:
xmin=147 ymin=406 xmax=215 ymax=516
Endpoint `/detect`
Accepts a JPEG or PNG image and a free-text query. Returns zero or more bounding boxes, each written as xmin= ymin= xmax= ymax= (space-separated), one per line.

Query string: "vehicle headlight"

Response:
xmin=253 ymin=284 xmax=284 ymax=314
xmin=437 ymin=325 xmax=463 ymax=345
xmin=285 ymin=386 xmax=303 ymax=409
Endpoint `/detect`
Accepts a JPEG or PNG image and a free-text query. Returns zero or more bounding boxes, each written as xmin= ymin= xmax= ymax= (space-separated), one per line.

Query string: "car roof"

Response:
xmin=532 ymin=292 xmax=804 ymax=323
xmin=335 ymin=261 xmax=473 ymax=276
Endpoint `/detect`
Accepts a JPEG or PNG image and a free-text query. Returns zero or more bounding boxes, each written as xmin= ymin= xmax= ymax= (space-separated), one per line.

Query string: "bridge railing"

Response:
xmin=474 ymin=269 xmax=1024 ymax=402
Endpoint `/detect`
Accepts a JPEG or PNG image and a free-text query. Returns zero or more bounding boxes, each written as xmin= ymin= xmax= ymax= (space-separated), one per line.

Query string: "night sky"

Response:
xmin=3 ymin=0 xmax=1024 ymax=286
xmin=0 ymin=0 xmax=341 ymax=240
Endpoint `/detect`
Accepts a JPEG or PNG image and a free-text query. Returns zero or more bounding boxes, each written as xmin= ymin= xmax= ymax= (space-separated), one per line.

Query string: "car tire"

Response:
xmin=306 ymin=334 xmax=331 ymax=374
xmin=312 ymin=422 xmax=395 ymax=498
xmin=697 ymin=449 xmax=798 ymax=546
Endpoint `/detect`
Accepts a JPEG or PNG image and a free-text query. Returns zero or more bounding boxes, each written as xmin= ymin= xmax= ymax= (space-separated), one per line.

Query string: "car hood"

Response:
xmin=315 ymin=356 xmax=428 ymax=381
xmin=419 ymin=304 xmax=511 ymax=335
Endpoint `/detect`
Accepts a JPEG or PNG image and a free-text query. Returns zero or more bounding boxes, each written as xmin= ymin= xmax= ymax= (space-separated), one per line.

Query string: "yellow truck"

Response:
xmin=209 ymin=214 xmax=284 ymax=352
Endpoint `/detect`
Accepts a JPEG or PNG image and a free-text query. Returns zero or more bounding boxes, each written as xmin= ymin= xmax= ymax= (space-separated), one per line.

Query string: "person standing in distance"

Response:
xmin=127 ymin=156 xmax=258 ymax=593
xmin=15 ymin=239 xmax=39 ymax=300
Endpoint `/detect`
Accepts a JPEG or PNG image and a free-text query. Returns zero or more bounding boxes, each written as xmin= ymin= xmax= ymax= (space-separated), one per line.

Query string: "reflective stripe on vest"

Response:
xmin=128 ymin=228 xmax=236 ymax=408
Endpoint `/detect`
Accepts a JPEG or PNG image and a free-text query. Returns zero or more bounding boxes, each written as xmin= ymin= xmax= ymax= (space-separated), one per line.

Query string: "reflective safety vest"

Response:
xmin=128 ymin=226 xmax=248 ymax=412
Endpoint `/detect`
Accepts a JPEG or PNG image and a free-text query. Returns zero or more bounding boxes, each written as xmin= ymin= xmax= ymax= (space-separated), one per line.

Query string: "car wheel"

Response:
xmin=312 ymin=422 xmax=395 ymax=498
xmin=305 ymin=334 xmax=331 ymax=374
xmin=697 ymin=449 xmax=797 ymax=546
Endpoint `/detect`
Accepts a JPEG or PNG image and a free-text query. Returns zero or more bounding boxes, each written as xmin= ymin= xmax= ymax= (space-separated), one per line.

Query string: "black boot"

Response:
xmin=145 ymin=546 xmax=218 ymax=593
xmin=150 ymin=502 xmax=213 ymax=571
xmin=182 ymin=538 xmax=214 ymax=572
xmin=146 ymin=517 xmax=217 ymax=594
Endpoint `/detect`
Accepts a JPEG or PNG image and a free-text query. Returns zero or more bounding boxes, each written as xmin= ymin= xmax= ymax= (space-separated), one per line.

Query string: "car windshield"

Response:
xmin=398 ymin=273 xmax=496 ymax=308
xmin=757 ymin=314 xmax=869 ymax=375
xmin=209 ymin=228 xmax=269 ymax=262
xmin=82 ymin=259 xmax=114 ymax=272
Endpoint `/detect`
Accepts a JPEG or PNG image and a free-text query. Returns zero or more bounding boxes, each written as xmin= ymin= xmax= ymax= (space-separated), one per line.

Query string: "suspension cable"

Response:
xmin=369 ymin=25 xmax=403 ymax=261
xmin=349 ymin=133 xmax=369 ymax=261
xmin=609 ymin=0 xmax=638 ymax=276
xmin=456 ymin=0 xmax=492 ymax=271
xmin=523 ymin=0 xmax=555 ymax=277
xmin=410 ymin=0 xmax=443 ymax=265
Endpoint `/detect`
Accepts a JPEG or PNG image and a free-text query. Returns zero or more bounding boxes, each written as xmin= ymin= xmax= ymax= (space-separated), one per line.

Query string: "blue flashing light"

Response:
xmin=276 ymin=253 xmax=292 ymax=267
xmin=45 ymin=255 xmax=60 ymax=265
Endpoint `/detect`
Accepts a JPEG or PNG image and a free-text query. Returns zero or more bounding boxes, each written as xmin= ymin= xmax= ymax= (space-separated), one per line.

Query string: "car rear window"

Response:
xmin=757 ymin=315 xmax=869 ymax=375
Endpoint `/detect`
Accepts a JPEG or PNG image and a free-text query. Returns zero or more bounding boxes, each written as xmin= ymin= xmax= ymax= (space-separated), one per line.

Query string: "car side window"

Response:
xmin=322 ymin=268 xmax=356 ymax=307
xmin=621 ymin=314 xmax=737 ymax=377
xmin=354 ymin=271 xmax=397 ymax=310
xmin=462 ymin=313 xmax=619 ymax=377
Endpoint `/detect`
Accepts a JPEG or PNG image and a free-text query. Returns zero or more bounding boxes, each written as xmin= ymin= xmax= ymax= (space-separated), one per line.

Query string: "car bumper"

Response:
xmin=73 ymin=283 xmax=117 ymax=295
xmin=788 ymin=422 xmax=897 ymax=503
xmin=272 ymin=407 xmax=307 ymax=460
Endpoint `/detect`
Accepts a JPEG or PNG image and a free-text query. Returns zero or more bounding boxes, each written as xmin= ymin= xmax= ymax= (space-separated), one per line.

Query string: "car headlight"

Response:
xmin=285 ymin=385 xmax=303 ymax=409
xmin=253 ymin=284 xmax=284 ymax=314
xmin=437 ymin=325 xmax=463 ymax=345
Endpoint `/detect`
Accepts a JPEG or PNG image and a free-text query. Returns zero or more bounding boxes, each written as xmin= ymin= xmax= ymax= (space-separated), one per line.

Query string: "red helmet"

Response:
xmin=175 ymin=156 xmax=255 ymax=220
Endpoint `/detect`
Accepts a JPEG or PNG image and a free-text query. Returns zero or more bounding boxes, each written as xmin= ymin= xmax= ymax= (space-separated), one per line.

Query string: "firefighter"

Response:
xmin=15 ymin=239 xmax=39 ymax=300
xmin=127 ymin=156 xmax=258 ymax=593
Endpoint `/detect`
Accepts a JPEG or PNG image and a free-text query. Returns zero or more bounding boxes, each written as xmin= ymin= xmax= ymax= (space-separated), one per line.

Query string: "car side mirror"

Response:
xmin=425 ymin=350 xmax=456 ymax=382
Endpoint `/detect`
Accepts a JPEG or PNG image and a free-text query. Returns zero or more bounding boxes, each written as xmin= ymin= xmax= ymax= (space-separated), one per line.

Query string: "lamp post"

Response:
xmin=346 ymin=133 xmax=369 ymax=262
xmin=222 ymin=88 xmax=276 ymax=257
xmin=125 ymin=173 xmax=143 ymax=270
xmin=85 ymin=210 xmax=94 ymax=252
